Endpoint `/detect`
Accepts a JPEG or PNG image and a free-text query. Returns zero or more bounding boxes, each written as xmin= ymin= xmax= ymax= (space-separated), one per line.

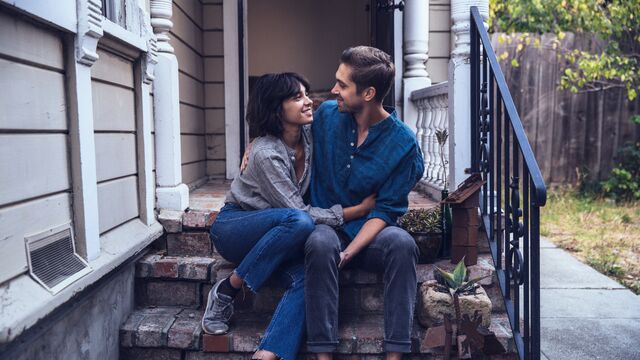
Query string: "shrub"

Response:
xmin=601 ymin=142 xmax=640 ymax=202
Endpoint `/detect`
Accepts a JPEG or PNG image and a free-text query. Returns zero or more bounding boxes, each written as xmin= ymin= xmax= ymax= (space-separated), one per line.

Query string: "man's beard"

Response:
xmin=337 ymin=99 xmax=363 ymax=113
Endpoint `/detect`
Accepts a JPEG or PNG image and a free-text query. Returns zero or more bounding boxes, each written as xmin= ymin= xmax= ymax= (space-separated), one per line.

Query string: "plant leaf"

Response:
xmin=460 ymin=275 xmax=492 ymax=292
xmin=435 ymin=267 xmax=458 ymax=289
xmin=453 ymin=257 xmax=467 ymax=285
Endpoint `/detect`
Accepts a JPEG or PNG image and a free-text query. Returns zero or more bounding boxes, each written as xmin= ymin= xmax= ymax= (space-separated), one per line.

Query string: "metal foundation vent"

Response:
xmin=25 ymin=224 xmax=92 ymax=294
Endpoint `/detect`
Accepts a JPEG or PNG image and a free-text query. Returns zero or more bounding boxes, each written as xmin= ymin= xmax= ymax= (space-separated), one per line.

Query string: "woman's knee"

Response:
xmin=286 ymin=209 xmax=315 ymax=235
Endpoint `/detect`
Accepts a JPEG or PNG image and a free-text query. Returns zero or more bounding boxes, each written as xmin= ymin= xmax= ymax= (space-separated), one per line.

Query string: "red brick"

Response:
xmin=154 ymin=258 xmax=179 ymax=278
xmin=202 ymin=334 xmax=231 ymax=352
xmin=158 ymin=209 xmax=183 ymax=233
xmin=120 ymin=312 xmax=145 ymax=347
xmin=339 ymin=287 xmax=360 ymax=314
xmin=135 ymin=314 xmax=175 ymax=347
xmin=206 ymin=212 xmax=218 ymax=227
xmin=451 ymin=246 xmax=478 ymax=265
xmin=141 ymin=281 xmax=200 ymax=307
xmin=120 ymin=348 xmax=181 ymax=360
xmin=360 ymin=287 xmax=383 ymax=313
xmin=178 ymin=256 xmax=214 ymax=280
xmin=167 ymin=232 xmax=211 ymax=256
xmin=354 ymin=318 xmax=385 ymax=353
xmin=183 ymin=211 xmax=211 ymax=230
xmin=167 ymin=318 xmax=201 ymax=349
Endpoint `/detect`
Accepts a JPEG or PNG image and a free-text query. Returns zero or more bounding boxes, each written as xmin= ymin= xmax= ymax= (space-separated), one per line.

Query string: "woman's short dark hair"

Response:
xmin=246 ymin=72 xmax=310 ymax=138
xmin=340 ymin=46 xmax=395 ymax=103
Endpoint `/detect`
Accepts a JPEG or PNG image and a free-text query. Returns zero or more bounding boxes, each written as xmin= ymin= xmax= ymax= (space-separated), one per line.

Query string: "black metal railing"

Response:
xmin=470 ymin=7 xmax=547 ymax=360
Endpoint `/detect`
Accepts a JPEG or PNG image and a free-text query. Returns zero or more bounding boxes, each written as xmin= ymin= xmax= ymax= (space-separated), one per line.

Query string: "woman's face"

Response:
xmin=281 ymin=84 xmax=313 ymax=127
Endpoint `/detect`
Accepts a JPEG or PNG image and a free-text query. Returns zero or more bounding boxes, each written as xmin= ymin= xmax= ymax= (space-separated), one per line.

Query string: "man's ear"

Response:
xmin=362 ymin=86 xmax=377 ymax=102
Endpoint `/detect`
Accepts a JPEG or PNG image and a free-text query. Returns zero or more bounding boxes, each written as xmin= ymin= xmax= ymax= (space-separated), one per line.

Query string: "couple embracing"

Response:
xmin=201 ymin=46 xmax=425 ymax=360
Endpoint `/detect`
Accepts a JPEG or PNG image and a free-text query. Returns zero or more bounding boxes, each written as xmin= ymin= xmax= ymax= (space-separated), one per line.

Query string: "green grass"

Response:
xmin=540 ymin=187 xmax=640 ymax=294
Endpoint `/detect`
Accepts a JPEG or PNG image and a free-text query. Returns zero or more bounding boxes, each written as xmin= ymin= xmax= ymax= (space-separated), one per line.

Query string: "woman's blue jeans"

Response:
xmin=209 ymin=203 xmax=314 ymax=360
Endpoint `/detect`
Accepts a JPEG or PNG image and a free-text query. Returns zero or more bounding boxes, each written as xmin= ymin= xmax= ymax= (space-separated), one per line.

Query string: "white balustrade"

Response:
xmin=410 ymin=82 xmax=449 ymax=198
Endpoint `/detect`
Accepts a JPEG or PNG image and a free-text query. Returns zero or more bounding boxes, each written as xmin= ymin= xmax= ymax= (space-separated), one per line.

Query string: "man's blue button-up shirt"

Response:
xmin=310 ymin=100 xmax=425 ymax=240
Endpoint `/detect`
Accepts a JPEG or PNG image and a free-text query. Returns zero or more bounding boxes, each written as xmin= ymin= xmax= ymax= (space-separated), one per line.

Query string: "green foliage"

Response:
xmin=490 ymin=0 xmax=640 ymax=101
xmin=398 ymin=208 xmax=441 ymax=233
xmin=601 ymin=141 xmax=640 ymax=202
xmin=434 ymin=258 xmax=491 ymax=296
xmin=587 ymin=250 xmax=625 ymax=277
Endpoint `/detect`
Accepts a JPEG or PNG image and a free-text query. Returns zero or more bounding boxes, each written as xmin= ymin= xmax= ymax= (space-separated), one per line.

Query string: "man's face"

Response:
xmin=331 ymin=63 xmax=364 ymax=113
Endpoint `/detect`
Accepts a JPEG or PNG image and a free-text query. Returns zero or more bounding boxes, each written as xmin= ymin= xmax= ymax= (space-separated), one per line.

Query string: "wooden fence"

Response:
xmin=491 ymin=33 xmax=640 ymax=184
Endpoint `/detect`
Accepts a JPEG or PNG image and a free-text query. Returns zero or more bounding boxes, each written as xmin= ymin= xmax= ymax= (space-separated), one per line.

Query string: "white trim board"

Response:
xmin=222 ymin=0 xmax=242 ymax=180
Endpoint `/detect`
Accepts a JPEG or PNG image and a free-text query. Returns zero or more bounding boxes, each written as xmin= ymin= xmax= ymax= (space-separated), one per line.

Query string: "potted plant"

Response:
xmin=398 ymin=207 xmax=442 ymax=263
xmin=417 ymin=258 xmax=492 ymax=329
xmin=420 ymin=259 xmax=504 ymax=358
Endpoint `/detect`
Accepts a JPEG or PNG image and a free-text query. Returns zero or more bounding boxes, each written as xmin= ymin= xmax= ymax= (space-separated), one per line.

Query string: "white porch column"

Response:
xmin=150 ymin=0 xmax=189 ymax=211
xmin=402 ymin=0 xmax=430 ymax=132
xmin=447 ymin=0 xmax=488 ymax=190
xmin=68 ymin=0 xmax=103 ymax=260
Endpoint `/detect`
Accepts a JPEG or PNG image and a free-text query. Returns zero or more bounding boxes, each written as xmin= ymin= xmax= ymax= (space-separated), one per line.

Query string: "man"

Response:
xmin=306 ymin=46 xmax=424 ymax=359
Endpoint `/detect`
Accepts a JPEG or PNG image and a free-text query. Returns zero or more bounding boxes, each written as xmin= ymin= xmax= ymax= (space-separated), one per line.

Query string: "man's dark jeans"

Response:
xmin=304 ymin=224 xmax=419 ymax=353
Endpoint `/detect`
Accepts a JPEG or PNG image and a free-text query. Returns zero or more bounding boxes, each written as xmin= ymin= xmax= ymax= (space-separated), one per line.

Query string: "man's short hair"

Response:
xmin=340 ymin=46 xmax=395 ymax=103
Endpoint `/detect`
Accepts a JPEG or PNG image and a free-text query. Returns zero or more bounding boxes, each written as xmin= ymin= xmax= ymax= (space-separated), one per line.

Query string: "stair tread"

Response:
xmin=120 ymin=306 xmax=515 ymax=354
xmin=137 ymin=250 xmax=497 ymax=287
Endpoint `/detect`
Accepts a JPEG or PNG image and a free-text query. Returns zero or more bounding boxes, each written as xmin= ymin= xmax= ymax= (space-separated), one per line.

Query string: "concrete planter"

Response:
xmin=411 ymin=231 xmax=442 ymax=264
xmin=417 ymin=280 xmax=492 ymax=328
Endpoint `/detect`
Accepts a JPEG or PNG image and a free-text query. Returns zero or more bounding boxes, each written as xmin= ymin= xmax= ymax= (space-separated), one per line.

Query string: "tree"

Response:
xmin=490 ymin=0 xmax=640 ymax=101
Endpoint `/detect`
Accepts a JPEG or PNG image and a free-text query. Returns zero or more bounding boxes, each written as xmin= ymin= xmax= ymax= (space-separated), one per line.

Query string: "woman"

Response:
xmin=201 ymin=73 xmax=375 ymax=360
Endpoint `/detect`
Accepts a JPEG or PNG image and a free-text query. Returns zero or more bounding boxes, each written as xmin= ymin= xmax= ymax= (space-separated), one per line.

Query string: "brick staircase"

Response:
xmin=119 ymin=183 xmax=516 ymax=359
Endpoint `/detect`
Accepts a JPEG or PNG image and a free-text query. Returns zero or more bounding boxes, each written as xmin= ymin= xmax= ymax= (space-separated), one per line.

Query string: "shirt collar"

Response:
xmin=350 ymin=105 xmax=397 ymax=132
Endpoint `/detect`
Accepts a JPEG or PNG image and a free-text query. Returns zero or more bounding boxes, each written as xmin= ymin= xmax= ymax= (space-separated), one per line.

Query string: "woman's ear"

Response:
xmin=363 ymin=86 xmax=377 ymax=102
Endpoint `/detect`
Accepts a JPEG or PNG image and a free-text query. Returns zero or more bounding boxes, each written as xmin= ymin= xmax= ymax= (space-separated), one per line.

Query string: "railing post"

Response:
xmin=151 ymin=0 xmax=189 ymax=211
xmin=402 ymin=0 xmax=430 ymax=133
xmin=448 ymin=0 xmax=488 ymax=189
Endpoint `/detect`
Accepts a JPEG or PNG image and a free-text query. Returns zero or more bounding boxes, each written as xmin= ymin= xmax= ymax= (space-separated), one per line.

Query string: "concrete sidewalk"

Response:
xmin=539 ymin=237 xmax=640 ymax=360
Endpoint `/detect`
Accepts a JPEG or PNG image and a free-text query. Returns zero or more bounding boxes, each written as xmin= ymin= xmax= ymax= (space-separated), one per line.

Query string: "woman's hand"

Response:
xmin=360 ymin=194 xmax=376 ymax=212
xmin=239 ymin=141 xmax=254 ymax=173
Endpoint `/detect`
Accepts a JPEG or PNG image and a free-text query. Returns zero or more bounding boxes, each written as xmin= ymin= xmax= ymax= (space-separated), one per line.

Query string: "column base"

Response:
xmin=156 ymin=183 xmax=189 ymax=211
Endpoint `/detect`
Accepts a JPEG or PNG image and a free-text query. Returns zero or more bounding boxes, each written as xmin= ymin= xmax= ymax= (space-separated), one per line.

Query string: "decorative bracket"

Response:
xmin=76 ymin=0 xmax=104 ymax=66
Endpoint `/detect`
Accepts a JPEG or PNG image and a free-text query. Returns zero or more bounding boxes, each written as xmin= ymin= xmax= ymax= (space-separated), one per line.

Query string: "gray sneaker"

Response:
xmin=201 ymin=278 xmax=235 ymax=335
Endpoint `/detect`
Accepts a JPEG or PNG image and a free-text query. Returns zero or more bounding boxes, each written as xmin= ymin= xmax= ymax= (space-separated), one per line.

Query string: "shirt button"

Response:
xmin=350 ymin=142 xmax=354 ymax=146
xmin=352 ymin=129 xmax=355 ymax=133
xmin=290 ymin=156 xmax=295 ymax=161
xmin=350 ymin=155 xmax=354 ymax=159
xmin=347 ymin=164 xmax=351 ymax=168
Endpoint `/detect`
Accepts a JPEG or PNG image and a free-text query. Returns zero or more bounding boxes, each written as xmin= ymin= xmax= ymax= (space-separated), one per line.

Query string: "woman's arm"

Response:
xmin=342 ymin=194 xmax=376 ymax=222
xmin=251 ymin=149 xmax=346 ymax=226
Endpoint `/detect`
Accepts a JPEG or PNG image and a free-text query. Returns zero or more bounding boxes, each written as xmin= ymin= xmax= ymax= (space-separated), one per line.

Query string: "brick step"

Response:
xmin=160 ymin=208 xmax=492 ymax=257
xmin=134 ymin=252 xmax=505 ymax=314
xmin=120 ymin=307 xmax=516 ymax=359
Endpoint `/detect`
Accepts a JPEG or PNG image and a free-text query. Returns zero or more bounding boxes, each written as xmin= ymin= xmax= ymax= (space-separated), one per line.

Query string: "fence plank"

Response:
xmin=491 ymin=32 xmax=640 ymax=184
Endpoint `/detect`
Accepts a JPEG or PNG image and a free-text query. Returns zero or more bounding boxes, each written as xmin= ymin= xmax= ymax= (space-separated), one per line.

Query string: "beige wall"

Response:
xmin=247 ymin=0 xmax=370 ymax=91
xmin=202 ymin=0 xmax=226 ymax=178
xmin=172 ymin=0 xmax=226 ymax=182
xmin=0 ymin=10 xmax=73 ymax=284
xmin=91 ymin=47 xmax=140 ymax=234
xmin=428 ymin=0 xmax=451 ymax=84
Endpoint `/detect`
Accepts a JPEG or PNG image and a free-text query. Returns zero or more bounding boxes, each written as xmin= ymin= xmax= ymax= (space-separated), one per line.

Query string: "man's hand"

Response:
xmin=338 ymin=250 xmax=352 ymax=269
xmin=240 ymin=141 xmax=254 ymax=173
